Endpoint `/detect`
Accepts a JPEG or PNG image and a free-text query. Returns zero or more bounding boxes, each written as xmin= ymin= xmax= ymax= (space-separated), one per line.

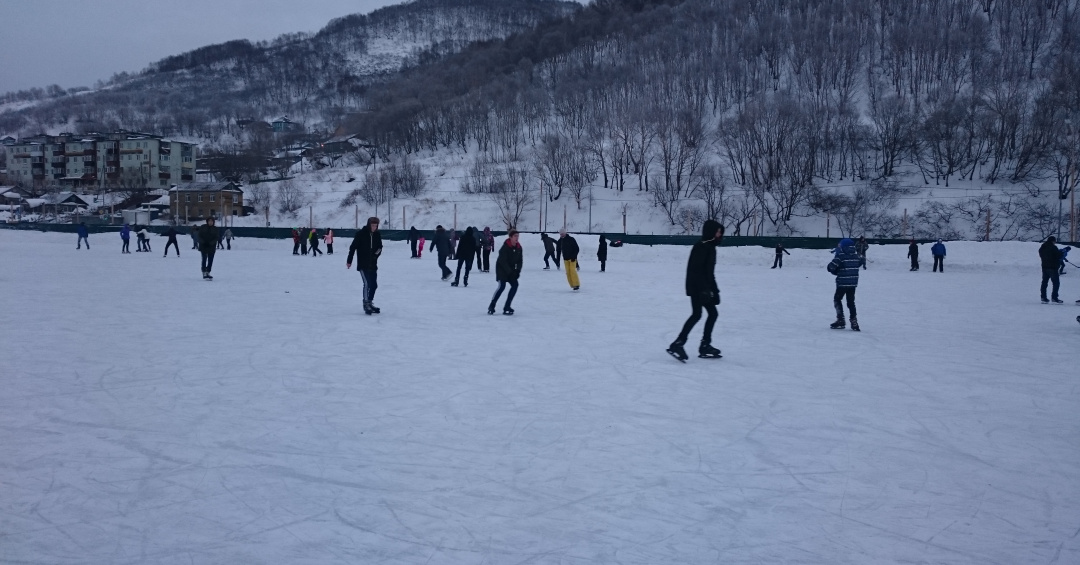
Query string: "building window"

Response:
xmin=232 ymin=194 xmax=238 ymax=204
xmin=209 ymin=194 xmax=215 ymax=202
xmin=185 ymin=194 xmax=190 ymax=202
xmin=197 ymin=194 xmax=203 ymax=202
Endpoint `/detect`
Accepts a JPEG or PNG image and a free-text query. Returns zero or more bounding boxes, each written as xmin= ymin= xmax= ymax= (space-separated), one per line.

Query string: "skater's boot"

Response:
xmin=450 ymin=280 xmax=459 ymax=287
xmin=487 ymin=302 xmax=496 ymax=315
xmin=698 ymin=341 xmax=721 ymax=358
xmin=829 ymin=318 xmax=846 ymax=329
xmin=463 ymin=274 xmax=469 ymax=287
xmin=363 ymin=301 xmax=374 ymax=315
xmin=370 ymin=303 xmax=381 ymax=314
xmin=202 ymin=270 xmax=208 ymax=279
xmin=850 ymin=317 xmax=860 ymax=331
xmin=503 ymin=306 xmax=515 ymax=315
xmin=666 ymin=338 xmax=688 ymax=362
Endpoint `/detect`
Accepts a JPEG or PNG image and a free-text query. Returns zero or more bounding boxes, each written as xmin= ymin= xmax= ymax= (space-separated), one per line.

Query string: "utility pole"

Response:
xmin=402 ymin=206 xmax=406 ymax=229
xmin=539 ymin=182 xmax=543 ymax=231
xmin=454 ymin=203 xmax=457 ymax=229
xmin=563 ymin=205 xmax=567 ymax=230
xmin=826 ymin=212 xmax=830 ymax=238
xmin=901 ymin=209 xmax=907 ymax=238
xmin=985 ymin=208 xmax=991 ymax=241
xmin=355 ymin=205 xmax=358 ymax=228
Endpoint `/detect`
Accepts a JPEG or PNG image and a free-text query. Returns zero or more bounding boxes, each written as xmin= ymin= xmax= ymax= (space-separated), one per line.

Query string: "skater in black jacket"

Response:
xmin=409 ymin=226 xmax=419 ymax=258
xmin=541 ymin=233 xmax=559 ymax=269
xmin=907 ymin=240 xmax=919 ymax=271
xmin=164 ymin=227 xmax=180 ymax=257
xmin=771 ymin=243 xmax=790 ymax=268
xmin=197 ymin=218 xmax=219 ymax=279
xmin=429 ymin=225 xmax=453 ymax=280
xmin=347 ymin=217 xmax=384 ymax=314
xmin=597 ymin=234 xmax=608 ymax=272
xmin=558 ymin=229 xmax=581 ymax=289
xmin=488 ymin=230 xmax=523 ymax=315
xmin=1040 ymin=236 xmax=1063 ymax=304
xmin=452 ymin=226 xmax=478 ymax=287
xmin=667 ymin=220 xmax=724 ymax=361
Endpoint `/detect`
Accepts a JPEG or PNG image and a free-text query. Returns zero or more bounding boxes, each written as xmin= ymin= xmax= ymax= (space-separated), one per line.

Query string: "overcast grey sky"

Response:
xmin=0 ymin=0 xmax=407 ymax=95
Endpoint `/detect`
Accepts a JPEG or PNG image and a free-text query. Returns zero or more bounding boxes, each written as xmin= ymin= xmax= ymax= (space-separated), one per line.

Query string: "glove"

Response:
xmin=346 ymin=263 xmax=351 ymax=269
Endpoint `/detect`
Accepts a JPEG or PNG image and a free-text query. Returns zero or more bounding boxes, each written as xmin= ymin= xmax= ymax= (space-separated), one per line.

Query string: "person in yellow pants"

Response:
xmin=558 ymin=229 xmax=581 ymax=290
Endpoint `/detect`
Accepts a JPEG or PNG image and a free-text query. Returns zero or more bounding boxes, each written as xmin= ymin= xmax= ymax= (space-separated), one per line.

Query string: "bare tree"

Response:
xmin=488 ymin=163 xmax=535 ymax=229
xmin=276 ymin=179 xmax=304 ymax=215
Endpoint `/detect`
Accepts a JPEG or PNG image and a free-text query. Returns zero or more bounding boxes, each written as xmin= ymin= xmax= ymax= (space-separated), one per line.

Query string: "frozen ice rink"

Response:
xmin=1 ymin=230 xmax=1078 ymax=564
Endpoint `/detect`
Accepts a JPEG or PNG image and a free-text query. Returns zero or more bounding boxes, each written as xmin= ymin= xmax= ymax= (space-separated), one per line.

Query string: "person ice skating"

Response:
xmin=931 ymin=239 xmax=946 ymax=272
xmin=855 ymin=236 xmax=869 ymax=269
xmin=449 ymin=228 xmax=458 ymax=260
xmin=597 ymin=234 xmax=608 ymax=272
xmin=224 ymin=228 xmax=233 ymax=250
xmin=347 ymin=216 xmax=384 ymax=315
xmin=140 ymin=227 xmax=152 ymax=252
xmin=473 ymin=226 xmax=483 ymax=270
xmin=417 ymin=236 xmax=425 ymax=258
xmin=190 ymin=228 xmax=198 ymax=250
xmin=164 ymin=226 xmax=180 ymax=257
xmin=309 ymin=228 xmax=323 ymax=256
xmin=409 ymin=226 xmax=419 ymax=258
xmin=300 ymin=227 xmax=309 ymax=255
xmin=120 ymin=224 xmax=131 ymax=254
xmin=827 ymin=238 xmax=865 ymax=330
xmin=1040 ymin=236 xmax=1063 ymax=304
xmin=76 ymin=222 xmax=89 ymax=249
xmin=216 ymin=229 xmax=225 ymax=250
xmin=430 ymin=225 xmax=452 ymax=280
xmin=541 ymin=233 xmax=559 ymax=269
xmin=134 ymin=226 xmax=146 ymax=252
xmin=324 ymin=228 xmax=334 ymax=254
xmin=198 ymin=218 xmax=219 ymax=280
xmin=771 ymin=242 xmax=790 ymax=269
xmin=481 ymin=227 xmax=494 ymax=272
xmin=667 ymin=220 xmax=725 ymax=362
xmin=291 ymin=227 xmax=301 ymax=255
xmin=452 ymin=227 xmax=478 ymax=287
xmin=488 ymin=229 xmax=523 ymax=315
xmin=907 ymin=239 xmax=920 ymax=271
xmin=1060 ymin=246 xmax=1071 ymax=275
xmin=558 ymin=230 xmax=581 ymax=290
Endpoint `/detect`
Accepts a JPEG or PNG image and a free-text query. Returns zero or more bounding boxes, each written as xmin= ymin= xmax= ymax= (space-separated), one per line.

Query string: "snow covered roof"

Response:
xmin=169 ymin=182 xmax=241 ymax=193
xmin=148 ymin=195 xmax=171 ymax=206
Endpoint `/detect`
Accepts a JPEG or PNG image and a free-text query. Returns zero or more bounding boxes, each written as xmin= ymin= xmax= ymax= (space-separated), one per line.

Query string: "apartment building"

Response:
xmin=5 ymin=131 xmax=196 ymax=190
xmin=169 ymin=182 xmax=245 ymax=222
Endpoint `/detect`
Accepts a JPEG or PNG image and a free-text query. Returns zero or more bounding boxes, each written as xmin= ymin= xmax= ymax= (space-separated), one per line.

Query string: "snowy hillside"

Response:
xmin=2 ymin=230 xmax=1078 ymax=563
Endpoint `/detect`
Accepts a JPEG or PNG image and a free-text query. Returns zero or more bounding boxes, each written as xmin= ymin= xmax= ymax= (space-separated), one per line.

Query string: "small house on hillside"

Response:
xmin=169 ymin=182 xmax=245 ymax=222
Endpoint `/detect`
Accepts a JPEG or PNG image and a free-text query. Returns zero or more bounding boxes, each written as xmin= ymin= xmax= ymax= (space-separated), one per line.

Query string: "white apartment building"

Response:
xmin=5 ymin=131 xmax=196 ymax=190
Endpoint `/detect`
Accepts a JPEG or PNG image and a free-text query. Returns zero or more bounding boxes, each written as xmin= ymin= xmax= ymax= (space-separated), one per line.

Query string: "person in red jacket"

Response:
xmin=291 ymin=227 xmax=300 ymax=255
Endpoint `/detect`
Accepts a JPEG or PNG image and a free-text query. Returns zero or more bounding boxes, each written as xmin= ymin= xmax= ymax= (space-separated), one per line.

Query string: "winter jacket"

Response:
xmin=324 ymin=229 xmax=333 ymax=244
xmin=291 ymin=229 xmax=299 ymax=243
xmin=197 ymin=224 xmax=219 ymax=252
xmin=931 ymin=242 xmax=946 ymax=257
xmin=597 ymin=235 xmax=608 ymax=261
xmin=456 ymin=227 xmax=478 ymax=258
xmin=347 ymin=225 xmax=383 ymax=271
xmin=542 ymin=233 xmax=557 ymax=254
xmin=77 ymin=225 xmax=88 ymax=238
xmin=309 ymin=229 xmax=318 ymax=242
xmin=495 ymin=239 xmax=523 ymax=282
xmin=408 ymin=227 xmax=419 ymax=244
xmin=685 ymin=219 xmax=722 ymax=299
xmin=1040 ymin=241 xmax=1062 ymax=270
xmin=482 ymin=228 xmax=494 ymax=250
xmin=774 ymin=243 xmax=790 ymax=256
xmin=429 ymin=228 xmax=450 ymax=255
xmin=138 ymin=228 xmax=149 ymax=240
xmin=907 ymin=242 xmax=918 ymax=258
xmin=557 ymin=235 xmax=580 ymax=261
xmin=166 ymin=227 xmax=178 ymax=240
xmin=224 ymin=229 xmax=233 ymax=240
xmin=855 ymin=239 xmax=869 ymax=255
xmin=828 ymin=239 xmax=864 ymax=287
xmin=120 ymin=225 xmax=130 ymax=240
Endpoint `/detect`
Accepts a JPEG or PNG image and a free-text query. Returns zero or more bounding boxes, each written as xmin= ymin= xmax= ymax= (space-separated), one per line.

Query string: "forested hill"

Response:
xmin=0 ymin=0 xmax=580 ymax=139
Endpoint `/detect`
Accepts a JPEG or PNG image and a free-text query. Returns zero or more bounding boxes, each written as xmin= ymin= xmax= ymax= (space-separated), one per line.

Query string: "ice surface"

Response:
xmin=1 ymin=231 xmax=1078 ymax=564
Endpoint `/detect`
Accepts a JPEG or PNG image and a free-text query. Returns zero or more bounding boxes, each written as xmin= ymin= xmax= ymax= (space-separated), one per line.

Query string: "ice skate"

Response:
xmin=698 ymin=343 xmax=722 ymax=359
xmin=830 ymin=318 xmax=846 ymax=329
xmin=450 ymin=281 xmax=459 ymax=287
xmin=666 ymin=339 xmax=688 ymax=363
xmin=363 ymin=301 xmax=374 ymax=315
xmin=487 ymin=303 xmax=496 ymax=315
xmin=850 ymin=318 xmax=860 ymax=331
xmin=370 ymin=304 xmax=381 ymax=314
xmin=502 ymin=307 xmax=515 ymax=316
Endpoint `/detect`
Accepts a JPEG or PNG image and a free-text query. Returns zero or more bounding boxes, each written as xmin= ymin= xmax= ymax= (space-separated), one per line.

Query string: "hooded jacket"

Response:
xmin=197 ymin=223 xmax=219 ymax=252
xmin=77 ymin=224 xmax=88 ymax=238
xmin=348 ymin=225 xmax=383 ymax=271
xmin=456 ymin=227 xmax=478 ymax=258
xmin=430 ymin=226 xmax=450 ymax=255
xmin=828 ymin=238 xmax=864 ymax=287
xmin=542 ymin=233 xmax=557 ymax=254
xmin=931 ymin=241 xmax=946 ymax=257
xmin=907 ymin=242 xmax=918 ymax=258
xmin=482 ymin=228 xmax=494 ymax=250
xmin=495 ymin=238 xmax=523 ymax=282
xmin=1040 ymin=240 xmax=1062 ymax=270
xmin=597 ymin=234 xmax=608 ymax=261
xmin=557 ymin=233 xmax=579 ymax=261
xmin=120 ymin=225 xmax=130 ymax=240
xmin=685 ymin=219 xmax=722 ymax=298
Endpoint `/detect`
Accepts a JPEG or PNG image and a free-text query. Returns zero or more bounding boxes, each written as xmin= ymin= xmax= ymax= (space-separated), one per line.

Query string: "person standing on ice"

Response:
xmin=408 ymin=226 xmax=419 ymax=258
xmin=558 ymin=229 xmax=581 ymax=290
xmin=120 ymin=224 xmax=131 ymax=254
xmin=1040 ymin=236 xmax=1063 ymax=304
xmin=308 ymin=228 xmax=323 ymax=257
xmin=190 ymin=228 xmax=198 ymax=250
xmin=197 ymin=217 xmax=220 ymax=280
xmin=300 ymin=226 xmax=309 ymax=255
xmin=597 ymin=234 xmax=608 ymax=272
xmin=488 ymin=229 xmax=523 ymax=315
xmin=451 ymin=226 xmax=477 ymax=287
xmin=771 ymin=242 xmax=790 ymax=268
xmin=473 ymin=226 xmax=483 ymax=269
xmin=541 ymin=233 xmax=559 ymax=270
xmin=828 ymin=238 xmax=864 ymax=331
xmin=855 ymin=236 xmax=869 ymax=269
xmin=164 ymin=226 xmax=180 ymax=257
xmin=667 ymin=220 xmax=724 ymax=361
xmin=931 ymin=239 xmax=946 ymax=272
xmin=324 ymin=228 xmax=334 ymax=254
xmin=481 ymin=227 xmax=494 ymax=272
xmin=224 ymin=228 xmax=233 ymax=250
xmin=347 ymin=216 xmax=384 ymax=315
xmin=449 ymin=228 xmax=458 ymax=260
xmin=1059 ymin=246 xmax=1071 ymax=275
xmin=907 ymin=239 xmax=919 ymax=271
xmin=430 ymin=225 xmax=452 ymax=280
xmin=291 ymin=227 xmax=301 ymax=255
xmin=76 ymin=222 xmax=89 ymax=249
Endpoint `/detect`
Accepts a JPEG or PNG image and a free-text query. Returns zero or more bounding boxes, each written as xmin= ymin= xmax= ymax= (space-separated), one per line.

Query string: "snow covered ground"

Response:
xmin=1 ymin=230 xmax=1078 ymax=564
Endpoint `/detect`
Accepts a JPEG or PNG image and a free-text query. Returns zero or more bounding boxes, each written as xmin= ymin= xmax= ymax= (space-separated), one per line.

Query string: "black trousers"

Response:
xmin=201 ymin=251 xmax=215 ymax=273
xmin=77 ymin=236 xmax=89 ymax=249
xmin=482 ymin=248 xmax=491 ymax=271
xmin=772 ymin=254 xmax=783 ymax=268
xmin=310 ymin=241 xmax=322 ymax=256
xmin=226 ymin=239 xmax=231 ymax=250
xmin=833 ymin=287 xmax=857 ymax=319
xmin=301 ymin=240 xmax=307 ymax=255
xmin=360 ymin=269 xmax=378 ymax=302
xmin=455 ymin=255 xmax=474 ymax=283
xmin=293 ymin=240 xmax=300 ymax=254
xmin=1042 ymin=269 xmax=1061 ymax=301
xmin=437 ymin=253 xmax=452 ymax=278
xmin=600 ymin=260 xmax=606 ymax=272
xmin=122 ymin=239 xmax=130 ymax=253
xmin=543 ymin=250 xmax=558 ymax=268
xmin=910 ymin=255 xmax=919 ymax=270
xmin=475 ymin=247 xmax=482 ymax=268
xmin=677 ymin=294 xmax=718 ymax=345
xmin=490 ymin=280 xmax=518 ymax=309
xmin=933 ymin=256 xmax=944 ymax=272
xmin=165 ymin=239 xmax=179 ymax=256
xmin=410 ymin=240 xmax=418 ymax=257
xmin=326 ymin=243 xmax=333 ymax=254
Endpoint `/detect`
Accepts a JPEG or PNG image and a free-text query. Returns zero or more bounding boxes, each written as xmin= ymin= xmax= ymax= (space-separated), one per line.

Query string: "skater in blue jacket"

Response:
xmin=828 ymin=238 xmax=865 ymax=330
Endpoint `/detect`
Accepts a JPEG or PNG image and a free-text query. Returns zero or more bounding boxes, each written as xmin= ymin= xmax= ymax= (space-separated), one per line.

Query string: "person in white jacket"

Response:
xmin=137 ymin=227 xmax=152 ymax=252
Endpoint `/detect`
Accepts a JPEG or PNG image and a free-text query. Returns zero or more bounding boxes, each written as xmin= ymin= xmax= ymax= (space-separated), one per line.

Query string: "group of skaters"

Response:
xmin=291 ymin=227 xmax=334 ymax=256
xmin=75 ymin=219 xmax=229 ymax=280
